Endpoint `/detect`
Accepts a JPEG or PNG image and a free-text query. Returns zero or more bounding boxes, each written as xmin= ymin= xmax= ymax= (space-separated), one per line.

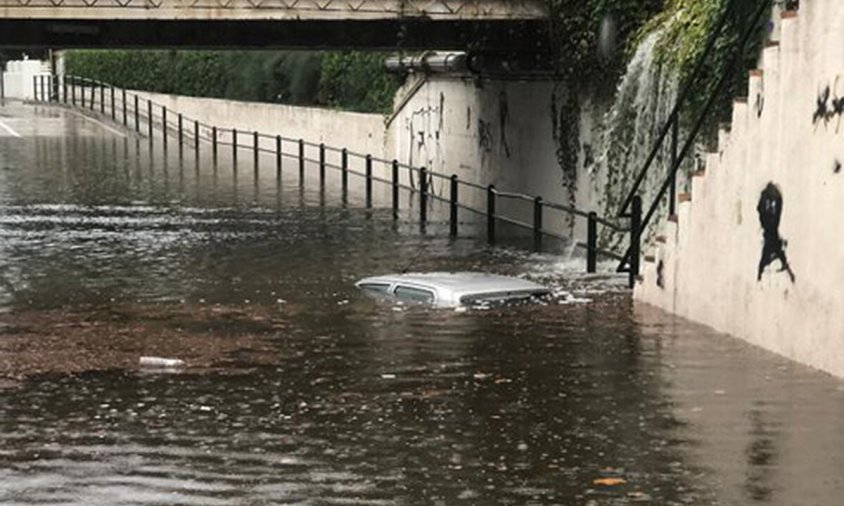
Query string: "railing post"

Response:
xmin=275 ymin=135 xmax=282 ymax=178
xmin=212 ymin=126 xmax=218 ymax=163
xmin=253 ymin=131 xmax=259 ymax=176
xmin=99 ymin=83 xmax=105 ymax=113
xmin=147 ymin=99 xmax=153 ymax=143
xmin=449 ymin=174 xmax=458 ymax=237
xmin=79 ymin=78 xmax=85 ymax=108
xmin=71 ymin=76 xmax=76 ymax=106
xmin=162 ymin=106 xmax=168 ymax=151
xmin=110 ymin=86 xmax=115 ymax=120
xmin=232 ymin=128 xmax=238 ymax=169
xmin=178 ymin=113 xmax=184 ymax=153
xmin=134 ymin=95 xmax=139 ymax=132
xmin=298 ymin=139 xmax=305 ymax=182
xmin=194 ymin=120 xmax=200 ymax=160
xmin=318 ymin=143 xmax=325 ymax=186
xmin=533 ymin=197 xmax=543 ymax=252
xmin=391 ymin=160 xmax=399 ymax=219
xmin=419 ymin=167 xmax=427 ymax=224
xmin=365 ymin=155 xmax=373 ymax=208
xmin=487 ymin=185 xmax=496 ymax=245
xmin=587 ymin=211 xmax=598 ymax=273
xmin=629 ymin=195 xmax=642 ymax=288
xmin=341 ymin=148 xmax=348 ymax=194
xmin=62 ymin=76 xmax=68 ymax=104
xmin=122 ymin=89 xmax=127 ymax=125
xmin=669 ymin=117 xmax=678 ymax=216
xmin=89 ymin=82 xmax=95 ymax=110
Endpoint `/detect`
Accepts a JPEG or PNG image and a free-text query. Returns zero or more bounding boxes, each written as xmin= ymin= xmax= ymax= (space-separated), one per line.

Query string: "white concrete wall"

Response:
xmin=2 ymin=59 xmax=50 ymax=100
xmin=386 ymin=75 xmax=573 ymax=231
xmin=636 ymin=1 xmax=844 ymax=376
xmin=130 ymin=90 xmax=388 ymax=160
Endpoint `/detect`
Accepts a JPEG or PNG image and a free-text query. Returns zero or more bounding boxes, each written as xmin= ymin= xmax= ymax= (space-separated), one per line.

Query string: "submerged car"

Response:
xmin=355 ymin=272 xmax=550 ymax=307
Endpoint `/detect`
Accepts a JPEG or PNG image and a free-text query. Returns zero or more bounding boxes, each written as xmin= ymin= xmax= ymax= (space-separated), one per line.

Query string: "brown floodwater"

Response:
xmin=1 ymin=103 xmax=844 ymax=505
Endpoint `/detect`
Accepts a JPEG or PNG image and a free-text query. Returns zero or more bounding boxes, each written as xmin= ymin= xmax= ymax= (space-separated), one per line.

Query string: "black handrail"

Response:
xmin=617 ymin=0 xmax=771 ymax=273
xmin=617 ymin=0 xmax=740 ymax=217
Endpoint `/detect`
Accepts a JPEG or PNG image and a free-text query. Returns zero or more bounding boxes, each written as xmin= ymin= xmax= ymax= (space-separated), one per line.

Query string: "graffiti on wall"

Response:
xmin=813 ymin=77 xmax=844 ymax=133
xmin=756 ymin=183 xmax=796 ymax=283
xmin=477 ymin=119 xmax=493 ymax=152
xmin=498 ymin=90 xmax=511 ymax=158
xmin=405 ymin=92 xmax=446 ymax=174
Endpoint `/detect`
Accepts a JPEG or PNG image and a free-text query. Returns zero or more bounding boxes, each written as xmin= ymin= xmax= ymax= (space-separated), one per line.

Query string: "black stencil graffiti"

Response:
xmin=757 ymin=183 xmax=796 ymax=283
xmin=477 ymin=119 xmax=493 ymax=152
xmin=813 ymin=78 xmax=844 ymax=132
xmin=656 ymin=260 xmax=665 ymax=289
xmin=835 ymin=159 xmax=842 ymax=174
xmin=755 ymin=91 xmax=764 ymax=118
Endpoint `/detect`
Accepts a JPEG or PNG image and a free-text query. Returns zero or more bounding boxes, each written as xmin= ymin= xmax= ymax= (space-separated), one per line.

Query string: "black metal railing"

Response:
xmin=615 ymin=0 xmax=773 ymax=281
xmin=32 ymin=74 xmax=632 ymax=276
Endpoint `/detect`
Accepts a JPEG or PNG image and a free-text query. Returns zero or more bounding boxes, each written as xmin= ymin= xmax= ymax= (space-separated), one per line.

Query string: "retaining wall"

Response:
xmin=636 ymin=0 xmax=844 ymax=376
xmin=128 ymin=90 xmax=389 ymax=161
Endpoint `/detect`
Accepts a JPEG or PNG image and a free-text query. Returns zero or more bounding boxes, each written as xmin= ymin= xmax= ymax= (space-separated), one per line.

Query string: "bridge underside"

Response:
xmin=0 ymin=18 xmax=549 ymax=52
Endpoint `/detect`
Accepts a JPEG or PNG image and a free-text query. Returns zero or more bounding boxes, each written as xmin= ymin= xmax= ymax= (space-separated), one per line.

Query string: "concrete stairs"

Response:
xmin=636 ymin=7 xmax=801 ymax=303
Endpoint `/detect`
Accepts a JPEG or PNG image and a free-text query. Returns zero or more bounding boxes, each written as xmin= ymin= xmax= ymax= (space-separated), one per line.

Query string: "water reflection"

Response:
xmin=0 ymin=104 xmax=843 ymax=505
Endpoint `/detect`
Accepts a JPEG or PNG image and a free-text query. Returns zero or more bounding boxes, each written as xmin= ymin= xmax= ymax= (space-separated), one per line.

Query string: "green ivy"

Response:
xmin=642 ymin=0 xmax=770 ymax=131
xmin=547 ymin=0 xmax=664 ymax=92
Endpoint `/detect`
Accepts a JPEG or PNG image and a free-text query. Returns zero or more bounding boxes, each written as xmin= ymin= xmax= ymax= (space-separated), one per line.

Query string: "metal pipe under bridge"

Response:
xmin=0 ymin=0 xmax=550 ymax=51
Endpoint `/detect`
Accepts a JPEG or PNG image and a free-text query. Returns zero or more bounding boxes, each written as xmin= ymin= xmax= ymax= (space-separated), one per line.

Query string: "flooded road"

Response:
xmin=1 ymin=102 xmax=844 ymax=505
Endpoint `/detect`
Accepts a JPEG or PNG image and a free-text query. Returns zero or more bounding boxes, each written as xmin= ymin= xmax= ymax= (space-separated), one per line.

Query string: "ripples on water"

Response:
xmin=1 ymin=114 xmax=844 ymax=505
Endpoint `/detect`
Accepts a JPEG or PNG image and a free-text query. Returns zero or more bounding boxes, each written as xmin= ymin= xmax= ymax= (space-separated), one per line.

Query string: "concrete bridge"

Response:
xmin=0 ymin=0 xmax=550 ymax=51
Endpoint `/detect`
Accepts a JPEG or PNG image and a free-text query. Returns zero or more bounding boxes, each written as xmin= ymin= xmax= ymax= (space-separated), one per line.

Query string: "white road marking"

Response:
xmin=0 ymin=118 xmax=22 ymax=138
xmin=67 ymin=108 xmax=126 ymax=137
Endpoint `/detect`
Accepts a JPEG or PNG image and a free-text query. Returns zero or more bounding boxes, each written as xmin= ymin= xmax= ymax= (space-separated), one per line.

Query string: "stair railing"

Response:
xmin=617 ymin=0 xmax=772 ymax=279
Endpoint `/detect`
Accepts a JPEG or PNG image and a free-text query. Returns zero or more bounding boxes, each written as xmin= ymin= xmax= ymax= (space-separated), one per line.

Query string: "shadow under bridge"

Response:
xmin=0 ymin=0 xmax=550 ymax=52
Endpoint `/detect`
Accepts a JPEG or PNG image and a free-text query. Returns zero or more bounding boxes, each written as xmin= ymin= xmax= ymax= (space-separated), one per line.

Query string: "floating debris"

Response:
xmin=139 ymin=356 xmax=185 ymax=368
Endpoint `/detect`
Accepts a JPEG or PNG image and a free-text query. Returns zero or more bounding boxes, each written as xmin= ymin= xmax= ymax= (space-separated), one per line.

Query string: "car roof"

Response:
xmin=356 ymin=272 xmax=548 ymax=298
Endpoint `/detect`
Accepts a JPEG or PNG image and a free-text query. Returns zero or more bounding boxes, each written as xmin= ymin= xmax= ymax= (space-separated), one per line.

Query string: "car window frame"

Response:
xmin=358 ymin=282 xmax=393 ymax=294
xmin=392 ymin=284 xmax=437 ymax=304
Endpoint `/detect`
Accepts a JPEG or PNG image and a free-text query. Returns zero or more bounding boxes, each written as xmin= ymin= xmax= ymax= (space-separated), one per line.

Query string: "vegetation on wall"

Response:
xmin=64 ymin=50 xmax=402 ymax=114
xmin=547 ymin=0 xmax=664 ymax=90
xmin=642 ymin=0 xmax=771 ymax=130
xmin=546 ymin=0 xmax=770 ymax=215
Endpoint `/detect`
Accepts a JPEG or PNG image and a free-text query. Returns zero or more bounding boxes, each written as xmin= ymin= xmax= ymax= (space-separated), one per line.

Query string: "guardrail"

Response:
xmin=32 ymin=74 xmax=632 ymax=277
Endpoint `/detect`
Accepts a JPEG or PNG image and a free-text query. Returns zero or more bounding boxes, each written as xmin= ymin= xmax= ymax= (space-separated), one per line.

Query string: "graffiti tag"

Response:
xmin=813 ymin=77 xmax=844 ymax=133
xmin=477 ymin=119 xmax=493 ymax=152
